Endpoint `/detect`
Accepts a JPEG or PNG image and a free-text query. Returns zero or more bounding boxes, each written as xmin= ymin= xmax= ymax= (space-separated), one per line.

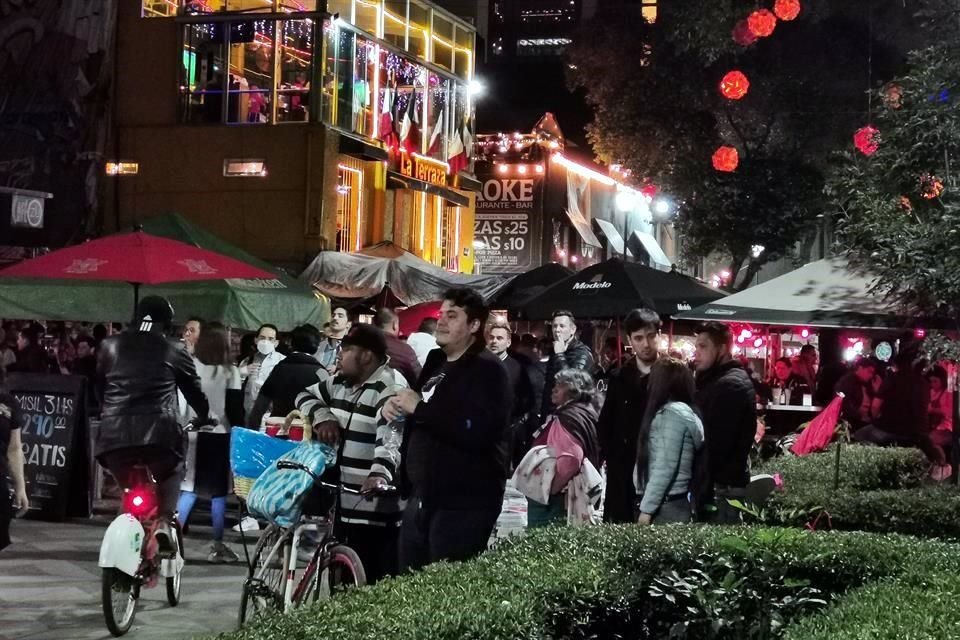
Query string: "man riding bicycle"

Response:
xmin=96 ymin=296 xmax=211 ymax=552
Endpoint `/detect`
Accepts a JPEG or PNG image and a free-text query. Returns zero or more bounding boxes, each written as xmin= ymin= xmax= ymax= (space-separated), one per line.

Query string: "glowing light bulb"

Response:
xmin=132 ymin=495 xmax=144 ymax=508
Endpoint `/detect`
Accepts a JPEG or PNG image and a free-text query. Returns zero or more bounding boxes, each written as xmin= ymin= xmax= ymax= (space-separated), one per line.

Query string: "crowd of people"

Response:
xmin=0 ymin=296 xmax=953 ymax=580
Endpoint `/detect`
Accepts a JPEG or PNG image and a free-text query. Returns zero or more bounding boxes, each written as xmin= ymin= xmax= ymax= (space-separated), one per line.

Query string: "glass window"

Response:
xmin=327 ymin=0 xmax=352 ymax=21
xmin=225 ymin=0 xmax=274 ymax=11
xmin=407 ymin=1 xmax=428 ymax=59
xmin=321 ymin=20 xmax=338 ymax=124
xmin=354 ymin=0 xmax=381 ymax=35
xmin=334 ymin=28 xmax=357 ymax=130
xmin=280 ymin=0 xmax=318 ymax=9
xmin=226 ymin=20 xmax=274 ymax=123
xmin=142 ymin=0 xmax=179 ymax=17
xmin=425 ymin=72 xmax=449 ymax=161
xmin=333 ymin=31 xmax=376 ymax=135
xmin=454 ymin=25 xmax=473 ymax=79
xmin=431 ymin=13 xmax=453 ymax=70
xmin=277 ymin=19 xmax=314 ymax=122
xmin=382 ymin=0 xmax=407 ymax=49
xmin=179 ymin=23 xmax=227 ymax=123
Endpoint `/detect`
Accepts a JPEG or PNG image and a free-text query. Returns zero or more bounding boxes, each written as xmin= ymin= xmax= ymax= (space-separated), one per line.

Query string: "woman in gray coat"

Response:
xmin=635 ymin=358 xmax=705 ymax=525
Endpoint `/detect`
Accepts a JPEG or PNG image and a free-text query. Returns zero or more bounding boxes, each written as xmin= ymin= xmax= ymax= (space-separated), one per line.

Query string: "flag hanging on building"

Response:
xmin=400 ymin=89 xmax=421 ymax=154
xmin=447 ymin=123 xmax=467 ymax=176
xmin=428 ymin=109 xmax=445 ymax=156
xmin=380 ymin=81 xmax=399 ymax=150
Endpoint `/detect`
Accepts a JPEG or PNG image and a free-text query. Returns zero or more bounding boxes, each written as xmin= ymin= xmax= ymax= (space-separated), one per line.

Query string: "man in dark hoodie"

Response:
xmin=384 ymin=288 xmax=511 ymax=572
xmin=692 ymin=321 xmax=756 ymax=524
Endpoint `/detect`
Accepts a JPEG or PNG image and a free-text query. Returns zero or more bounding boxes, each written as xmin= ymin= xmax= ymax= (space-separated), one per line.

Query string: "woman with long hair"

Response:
xmin=177 ymin=322 xmax=242 ymax=563
xmin=635 ymin=358 xmax=704 ymax=525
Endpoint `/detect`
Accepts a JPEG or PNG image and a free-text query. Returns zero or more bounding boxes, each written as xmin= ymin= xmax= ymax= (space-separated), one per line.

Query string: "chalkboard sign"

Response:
xmin=7 ymin=373 xmax=90 ymax=521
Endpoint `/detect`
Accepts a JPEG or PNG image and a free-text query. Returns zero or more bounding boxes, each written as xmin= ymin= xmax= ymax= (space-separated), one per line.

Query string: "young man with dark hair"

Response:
xmin=182 ymin=317 xmax=204 ymax=355
xmin=834 ymin=357 xmax=881 ymax=430
xmin=598 ymin=307 xmax=662 ymax=523
xmin=373 ymin=308 xmax=421 ymax=386
xmin=486 ymin=319 xmax=536 ymax=466
xmin=249 ymin=324 xmax=323 ymax=428
xmin=541 ymin=310 xmax=594 ymax=416
xmin=692 ymin=321 xmax=757 ymax=523
xmin=384 ymin=288 xmax=511 ymax=572
xmin=317 ymin=306 xmax=351 ymax=375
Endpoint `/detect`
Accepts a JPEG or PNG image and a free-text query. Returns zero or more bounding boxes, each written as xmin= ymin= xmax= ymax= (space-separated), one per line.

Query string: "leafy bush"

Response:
xmin=208 ymin=526 xmax=960 ymax=640
xmin=755 ymin=444 xmax=928 ymax=492
xmin=751 ymin=444 xmax=960 ymax=539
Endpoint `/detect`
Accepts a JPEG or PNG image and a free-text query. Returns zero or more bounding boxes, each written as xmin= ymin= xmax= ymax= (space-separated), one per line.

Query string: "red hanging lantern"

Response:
xmin=920 ymin=174 xmax=945 ymax=199
xmin=640 ymin=184 xmax=658 ymax=199
xmin=732 ymin=19 xmax=758 ymax=46
xmin=773 ymin=0 xmax=801 ymax=21
xmin=712 ymin=146 xmax=739 ymax=172
xmin=853 ymin=125 xmax=880 ymax=156
xmin=747 ymin=9 xmax=777 ymax=37
xmin=719 ymin=70 xmax=750 ymax=100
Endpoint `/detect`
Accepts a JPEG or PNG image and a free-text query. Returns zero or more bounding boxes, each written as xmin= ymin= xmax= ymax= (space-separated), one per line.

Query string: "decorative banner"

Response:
xmin=474 ymin=176 xmax=543 ymax=273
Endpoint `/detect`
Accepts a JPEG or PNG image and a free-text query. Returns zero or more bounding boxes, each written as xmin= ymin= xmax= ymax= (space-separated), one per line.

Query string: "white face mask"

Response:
xmin=257 ymin=340 xmax=276 ymax=356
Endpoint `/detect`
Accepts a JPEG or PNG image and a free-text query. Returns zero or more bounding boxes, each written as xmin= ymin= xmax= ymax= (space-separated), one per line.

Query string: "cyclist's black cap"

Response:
xmin=136 ymin=295 xmax=174 ymax=331
xmin=342 ymin=324 xmax=387 ymax=361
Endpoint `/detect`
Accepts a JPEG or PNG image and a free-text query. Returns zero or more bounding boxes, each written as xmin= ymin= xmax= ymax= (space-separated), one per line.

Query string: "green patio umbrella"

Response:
xmin=0 ymin=214 xmax=329 ymax=331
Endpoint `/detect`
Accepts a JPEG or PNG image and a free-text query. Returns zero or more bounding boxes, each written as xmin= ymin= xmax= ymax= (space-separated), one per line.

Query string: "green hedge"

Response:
xmin=754 ymin=444 xmax=960 ymax=539
xmin=209 ymin=526 xmax=960 ymax=640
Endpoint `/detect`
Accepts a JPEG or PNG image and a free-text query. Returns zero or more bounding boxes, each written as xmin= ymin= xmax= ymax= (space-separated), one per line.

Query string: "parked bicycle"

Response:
xmin=237 ymin=459 xmax=396 ymax=625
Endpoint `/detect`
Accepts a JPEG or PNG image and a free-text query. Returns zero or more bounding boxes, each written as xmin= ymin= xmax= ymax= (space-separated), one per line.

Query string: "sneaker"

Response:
xmin=208 ymin=541 xmax=240 ymax=564
xmin=232 ymin=516 xmax=260 ymax=533
xmin=931 ymin=464 xmax=952 ymax=482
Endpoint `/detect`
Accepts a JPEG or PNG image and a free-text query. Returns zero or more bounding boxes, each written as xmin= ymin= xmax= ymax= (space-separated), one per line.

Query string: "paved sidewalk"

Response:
xmin=0 ymin=515 xmax=252 ymax=640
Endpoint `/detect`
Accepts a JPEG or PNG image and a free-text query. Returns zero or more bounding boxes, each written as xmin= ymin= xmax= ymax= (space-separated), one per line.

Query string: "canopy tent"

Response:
xmin=491 ymin=262 xmax=574 ymax=309
xmin=301 ymin=241 xmax=508 ymax=306
xmin=515 ymin=258 xmax=724 ymax=320
xmin=673 ymin=258 xmax=938 ymax=329
xmin=0 ymin=214 xmax=329 ymax=331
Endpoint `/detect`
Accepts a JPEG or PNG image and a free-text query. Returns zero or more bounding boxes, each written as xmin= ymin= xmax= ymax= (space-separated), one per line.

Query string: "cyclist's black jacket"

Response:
xmin=95 ymin=330 xmax=209 ymax=460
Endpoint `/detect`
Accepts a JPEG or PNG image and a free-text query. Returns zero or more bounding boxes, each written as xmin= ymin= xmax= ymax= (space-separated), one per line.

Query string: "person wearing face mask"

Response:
xmin=541 ymin=310 xmax=594 ymax=418
xmin=316 ymin=307 xmax=351 ymax=375
xmin=240 ymin=324 xmax=286 ymax=424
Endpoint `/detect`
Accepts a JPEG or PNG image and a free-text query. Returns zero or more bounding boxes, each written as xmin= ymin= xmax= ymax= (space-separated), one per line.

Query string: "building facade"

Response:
xmin=472 ymin=114 xmax=676 ymax=275
xmin=107 ymin=0 xmax=481 ymax=273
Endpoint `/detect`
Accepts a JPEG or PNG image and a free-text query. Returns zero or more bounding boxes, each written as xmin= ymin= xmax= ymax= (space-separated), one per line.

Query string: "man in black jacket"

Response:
xmin=486 ymin=320 xmax=535 ymax=468
xmin=249 ymin=324 xmax=324 ymax=428
xmin=542 ymin=310 xmax=594 ymax=417
xmin=692 ymin=322 xmax=756 ymax=524
xmin=384 ymin=288 xmax=511 ymax=572
xmin=96 ymin=296 xmax=210 ymax=550
xmin=597 ymin=308 xmax=661 ymax=523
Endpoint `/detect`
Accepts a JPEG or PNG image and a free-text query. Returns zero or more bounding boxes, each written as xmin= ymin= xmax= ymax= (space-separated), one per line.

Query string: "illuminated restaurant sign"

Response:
xmin=399 ymin=151 xmax=448 ymax=186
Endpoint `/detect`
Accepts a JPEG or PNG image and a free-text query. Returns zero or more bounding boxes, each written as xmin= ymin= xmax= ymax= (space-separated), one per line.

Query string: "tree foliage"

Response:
xmin=567 ymin=0 xmax=912 ymax=288
xmin=830 ymin=39 xmax=960 ymax=323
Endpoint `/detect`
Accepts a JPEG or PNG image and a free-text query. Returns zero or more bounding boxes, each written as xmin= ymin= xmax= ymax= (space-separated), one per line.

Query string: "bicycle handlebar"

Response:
xmin=275 ymin=460 xmax=399 ymax=497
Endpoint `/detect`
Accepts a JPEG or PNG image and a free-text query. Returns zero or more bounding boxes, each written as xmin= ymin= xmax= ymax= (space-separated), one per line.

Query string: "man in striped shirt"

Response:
xmin=295 ymin=324 xmax=407 ymax=582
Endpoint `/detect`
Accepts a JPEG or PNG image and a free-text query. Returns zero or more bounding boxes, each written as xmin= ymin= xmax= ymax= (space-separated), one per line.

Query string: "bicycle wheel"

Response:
xmin=165 ymin=523 xmax=183 ymax=607
xmin=325 ymin=544 xmax=366 ymax=595
xmin=102 ymin=568 xmax=139 ymax=637
xmin=238 ymin=525 xmax=287 ymax=627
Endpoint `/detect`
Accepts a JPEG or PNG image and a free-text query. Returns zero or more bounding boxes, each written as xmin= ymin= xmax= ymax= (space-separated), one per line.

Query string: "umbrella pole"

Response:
xmin=132 ymin=282 xmax=141 ymax=321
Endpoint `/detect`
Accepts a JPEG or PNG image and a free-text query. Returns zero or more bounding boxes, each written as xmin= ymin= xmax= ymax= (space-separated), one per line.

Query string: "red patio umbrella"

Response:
xmin=0 ymin=229 xmax=275 ymax=312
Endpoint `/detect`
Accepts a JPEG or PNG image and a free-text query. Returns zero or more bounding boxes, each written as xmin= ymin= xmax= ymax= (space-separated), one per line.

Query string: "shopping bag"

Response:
xmin=229 ymin=427 xmax=299 ymax=480
xmin=246 ymin=442 xmax=338 ymax=527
